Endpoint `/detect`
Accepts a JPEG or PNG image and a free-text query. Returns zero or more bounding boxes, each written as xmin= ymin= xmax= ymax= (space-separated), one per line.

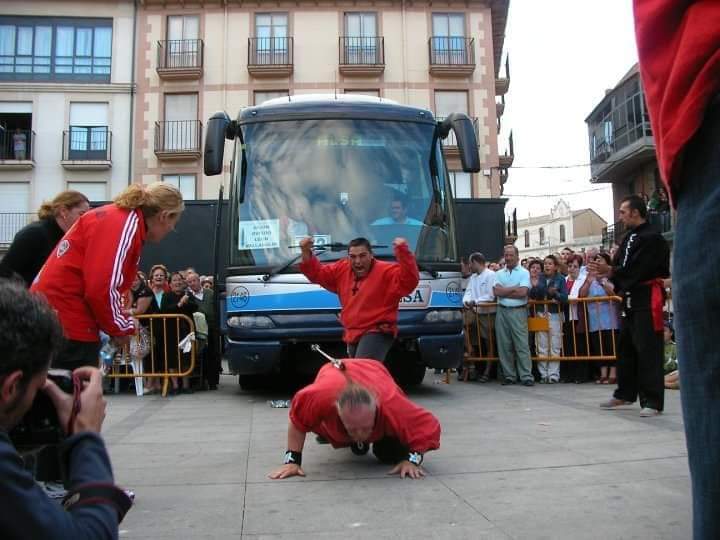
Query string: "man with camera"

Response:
xmin=0 ymin=282 xmax=130 ymax=539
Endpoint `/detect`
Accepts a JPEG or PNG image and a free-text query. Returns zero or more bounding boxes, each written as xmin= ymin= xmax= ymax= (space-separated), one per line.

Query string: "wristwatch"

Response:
xmin=408 ymin=452 xmax=423 ymax=466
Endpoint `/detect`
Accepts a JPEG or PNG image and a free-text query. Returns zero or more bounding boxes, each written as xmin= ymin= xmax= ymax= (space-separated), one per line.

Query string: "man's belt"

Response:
xmin=498 ymin=304 xmax=527 ymax=309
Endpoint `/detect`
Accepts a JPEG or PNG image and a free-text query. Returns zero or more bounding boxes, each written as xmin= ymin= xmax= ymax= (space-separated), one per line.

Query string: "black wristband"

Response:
xmin=283 ymin=450 xmax=302 ymax=466
xmin=408 ymin=452 xmax=423 ymax=466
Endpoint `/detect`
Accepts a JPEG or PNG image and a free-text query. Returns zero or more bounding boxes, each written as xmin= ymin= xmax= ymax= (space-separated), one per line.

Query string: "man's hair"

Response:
xmin=348 ymin=237 xmax=372 ymax=252
xmin=561 ymin=247 xmax=574 ymax=254
xmin=621 ymin=194 xmax=648 ymax=219
xmin=391 ymin=194 xmax=408 ymax=208
xmin=503 ymin=244 xmax=519 ymax=256
xmin=0 ymin=282 xmax=63 ymax=382
xmin=336 ymin=382 xmax=376 ymax=412
xmin=469 ymin=252 xmax=486 ymax=265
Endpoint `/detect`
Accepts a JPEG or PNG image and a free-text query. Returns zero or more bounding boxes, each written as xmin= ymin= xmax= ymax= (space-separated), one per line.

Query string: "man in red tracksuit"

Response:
xmin=299 ymin=236 xmax=420 ymax=362
xmin=633 ymin=2 xmax=720 ymax=537
xmin=268 ymin=358 xmax=440 ymax=480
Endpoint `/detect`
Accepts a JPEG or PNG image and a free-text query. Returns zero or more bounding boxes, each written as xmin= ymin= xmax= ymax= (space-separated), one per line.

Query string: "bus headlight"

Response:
xmin=227 ymin=315 xmax=276 ymax=329
xmin=423 ymin=310 xmax=463 ymax=323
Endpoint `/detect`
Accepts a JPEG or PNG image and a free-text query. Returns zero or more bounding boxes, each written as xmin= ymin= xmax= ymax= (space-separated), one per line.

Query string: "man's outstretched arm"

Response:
xmin=268 ymin=421 xmax=307 ymax=479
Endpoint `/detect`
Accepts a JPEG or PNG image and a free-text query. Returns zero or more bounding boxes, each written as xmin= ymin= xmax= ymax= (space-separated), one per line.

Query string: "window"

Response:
xmin=449 ymin=171 xmax=471 ymax=198
xmin=163 ymin=94 xmax=198 ymax=151
xmin=68 ymin=102 xmax=109 ymax=160
xmin=163 ymin=174 xmax=196 ymax=200
xmin=539 ymin=227 xmax=545 ymax=245
xmin=435 ymin=91 xmax=468 ymax=146
xmin=165 ymin=15 xmax=200 ymax=68
xmin=343 ymin=13 xmax=377 ymax=64
xmin=0 ymin=182 xmax=30 ymax=244
xmin=559 ymin=224 xmax=566 ymax=243
xmin=0 ymin=103 xmax=33 ymax=160
xmin=254 ymin=13 xmax=288 ymax=64
xmin=0 ymin=17 xmax=111 ymax=81
xmin=524 ymin=230 xmax=530 ymax=248
xmin=431 ymin=13 xmax=466 ymax=64
xmin=66 ymin=181 xmax=106 ymax=202
xmin=254 ymin=91 xmax=289 ymax=105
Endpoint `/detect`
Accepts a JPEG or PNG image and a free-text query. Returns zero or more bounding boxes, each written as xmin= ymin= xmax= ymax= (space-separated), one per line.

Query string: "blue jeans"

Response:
xmin=674 ymin=99 xmax=720 ymax=540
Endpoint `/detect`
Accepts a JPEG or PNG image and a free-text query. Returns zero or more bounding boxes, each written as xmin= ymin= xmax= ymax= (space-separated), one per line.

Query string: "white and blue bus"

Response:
xmin=204 ymin=95 xmax=480 ymax=388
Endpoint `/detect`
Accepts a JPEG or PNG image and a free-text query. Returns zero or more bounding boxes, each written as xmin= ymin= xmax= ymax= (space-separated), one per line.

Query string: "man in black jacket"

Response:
xmin=0 ymin=282 xmax=130 ymax=539
xmin=590 ymin=194 xmax=670 ymax=416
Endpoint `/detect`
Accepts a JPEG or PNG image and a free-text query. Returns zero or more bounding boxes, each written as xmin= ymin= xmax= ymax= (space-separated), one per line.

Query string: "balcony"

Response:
xmin=0 ymin=212 xmax=34 ymax=247
xmin=156 ymin=39 xmax=204 ymax=80
xmin=61 ymin=127 xmax=112 ymax=170
xmin=498 ymin=131 xmax=514 ymax=169
xmin=248 ymin=37 xmax=293 ymax=78
xmin=603 ymin=211 xmax=674 ymax=248
xmin=437 ymin=116 xmax=479 ymax=157
xmin=339 ymin=37 xmax=385 ymax=76
xmin=154 ymin=120 xmax=202 ymax=161
xmin=0 ymin=129 xmax=35 ymax=170
xmin=428 ymin=37 xmax=475 ymax=77
xmin=495 ymin=55 xmax=510 ymax=96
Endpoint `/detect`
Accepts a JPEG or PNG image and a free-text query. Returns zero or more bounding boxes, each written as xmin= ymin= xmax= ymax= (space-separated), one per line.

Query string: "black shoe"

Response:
xmin=521 ymin=379 xmax=535 ymax=387
xmin=501 ymin=378 xmax=515 ymax=386
xmin=208 ymin=384 xmax=218 ymax=391
xmin=350 ymin=442 xmax=370 ymax=456
xmin=181 ymin=387 xmax=194 ymax=394
xmin=316 ymin=435 xmax=329 ymax=444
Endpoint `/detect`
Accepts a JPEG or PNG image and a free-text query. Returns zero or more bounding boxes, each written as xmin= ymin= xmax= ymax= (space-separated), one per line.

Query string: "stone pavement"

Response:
xmin=104 ymin=373 xmax=691 ymax=539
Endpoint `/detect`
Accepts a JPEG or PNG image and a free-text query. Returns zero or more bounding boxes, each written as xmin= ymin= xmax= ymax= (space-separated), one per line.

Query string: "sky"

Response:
xmin=500 ymin=0 xmax=639 ymax=224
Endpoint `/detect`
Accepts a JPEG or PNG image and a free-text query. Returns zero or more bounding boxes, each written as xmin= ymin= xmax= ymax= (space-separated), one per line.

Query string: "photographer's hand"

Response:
xmin=43 ymin=367 xmax=107 ymax=435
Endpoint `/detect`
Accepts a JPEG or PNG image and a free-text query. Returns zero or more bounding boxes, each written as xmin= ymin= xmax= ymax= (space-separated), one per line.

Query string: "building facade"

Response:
xmin=0 ymin=0 xmax=135 ymax=245
xmin=133 ymin=0 xmax=511 ymax=201
xmin=517 ymin=199 xmax=607 ymax=260
xmin=585 ymin=64 xmax=672 ymax=249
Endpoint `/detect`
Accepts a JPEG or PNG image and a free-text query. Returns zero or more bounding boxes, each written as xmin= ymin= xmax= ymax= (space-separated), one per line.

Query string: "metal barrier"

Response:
xmin=105 ymin=313 xmax=197 ymax=397
xmin=462 ymin=296 xmax=623 ymax=370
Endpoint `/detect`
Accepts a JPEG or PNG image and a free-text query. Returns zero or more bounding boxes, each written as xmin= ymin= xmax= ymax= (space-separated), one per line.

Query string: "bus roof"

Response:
xmin=239 ymin=93 xmax=436 ymax=124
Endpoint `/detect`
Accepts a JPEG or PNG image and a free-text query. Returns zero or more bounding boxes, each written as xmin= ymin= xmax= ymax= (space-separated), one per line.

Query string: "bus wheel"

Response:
xmin=386 ymin=351 xmax=426 ymax=387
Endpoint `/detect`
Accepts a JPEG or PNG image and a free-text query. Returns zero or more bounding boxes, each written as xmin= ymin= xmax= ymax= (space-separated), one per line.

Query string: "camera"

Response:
xmin=9 ymin=369 xmax=74 ymax=450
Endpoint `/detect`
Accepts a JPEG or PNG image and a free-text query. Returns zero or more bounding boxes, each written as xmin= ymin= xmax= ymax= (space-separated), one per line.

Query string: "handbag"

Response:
xmin=130 ymin=324 xmax=150 ymax=359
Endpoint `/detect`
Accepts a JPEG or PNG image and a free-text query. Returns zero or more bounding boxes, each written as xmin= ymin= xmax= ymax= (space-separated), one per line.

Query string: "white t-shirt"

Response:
xmin=462 ymin=268 xmax=497 ymax=306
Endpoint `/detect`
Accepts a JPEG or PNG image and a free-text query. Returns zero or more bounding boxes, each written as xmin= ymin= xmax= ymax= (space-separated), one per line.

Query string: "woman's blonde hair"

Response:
xmin=114 ymin=182 xmax=184 ymax=218
xmin=37 ymin=190 xmax=89 ymax=220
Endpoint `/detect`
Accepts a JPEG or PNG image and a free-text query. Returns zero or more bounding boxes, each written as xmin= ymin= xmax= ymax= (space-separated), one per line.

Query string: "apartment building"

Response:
xmin=0 ymin=0 xmax=135 ymax=245
xmin=133 ymin=0 xmax=512 ymax=201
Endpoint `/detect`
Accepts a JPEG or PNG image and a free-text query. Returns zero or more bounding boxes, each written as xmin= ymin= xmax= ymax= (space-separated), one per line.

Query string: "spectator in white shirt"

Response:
xmin=462 ymin=252 xmax=497 ymax=382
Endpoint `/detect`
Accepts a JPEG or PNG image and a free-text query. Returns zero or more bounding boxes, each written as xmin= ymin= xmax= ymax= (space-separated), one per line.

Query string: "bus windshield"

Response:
xmin=231 ymin=118 xmax=457 ymax=268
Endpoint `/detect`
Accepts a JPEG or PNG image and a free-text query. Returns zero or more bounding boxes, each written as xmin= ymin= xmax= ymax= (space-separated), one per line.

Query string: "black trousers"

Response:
xmin=52 ymin=339 xmax=101 ymax=371
xmin=613 ymin=309 xmax=665 ymax=411
xmin=372 ymin=437 xmax=409 ymax=465
xmin=347 ymin=332 xmax=394 ymax=362
xmin=561 ymin=321 xmax=589 ymax=382
xmin=203 ymin=329 xmax=221 ymax=386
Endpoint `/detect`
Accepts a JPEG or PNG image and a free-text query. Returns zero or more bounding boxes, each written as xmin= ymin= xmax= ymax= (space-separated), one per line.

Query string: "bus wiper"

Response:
xmin=261 ymin=243 xmax=377 ymax=282
xmin=417 ymin=264 xmax=439 ymax=278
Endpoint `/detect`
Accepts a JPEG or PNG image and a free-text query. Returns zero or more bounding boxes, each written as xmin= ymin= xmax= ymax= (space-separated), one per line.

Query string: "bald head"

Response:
xmin=336 ymin=383 xmax=377 ymax=442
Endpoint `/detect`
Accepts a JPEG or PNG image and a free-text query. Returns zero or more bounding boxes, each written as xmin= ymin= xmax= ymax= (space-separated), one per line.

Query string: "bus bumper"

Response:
xmin=416 ymin=332 xmax=464 ymax=369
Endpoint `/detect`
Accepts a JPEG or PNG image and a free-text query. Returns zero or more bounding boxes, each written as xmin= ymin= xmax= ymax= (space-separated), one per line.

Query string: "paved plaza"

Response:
xmin=105 ymin=372 xmax=691 ymax=539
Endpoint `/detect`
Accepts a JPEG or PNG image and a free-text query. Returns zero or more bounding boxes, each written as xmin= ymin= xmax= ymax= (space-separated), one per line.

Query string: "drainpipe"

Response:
xmin=400 ymin=0 xmax=408 ymax=104
xmin=128 ymin=0 xmax=138 ymax=186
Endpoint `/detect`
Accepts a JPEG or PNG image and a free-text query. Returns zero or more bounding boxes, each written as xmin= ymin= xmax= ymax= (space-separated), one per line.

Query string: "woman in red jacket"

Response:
xmin=32 ymin=182 xmax=185 ymax=371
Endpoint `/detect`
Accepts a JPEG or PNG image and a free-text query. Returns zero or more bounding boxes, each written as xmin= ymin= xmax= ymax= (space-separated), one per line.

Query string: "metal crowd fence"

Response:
xmin=462 ymin=296 xmax=623 ymax=377
xmin=105 ymin=313 xmax=197 ymax=397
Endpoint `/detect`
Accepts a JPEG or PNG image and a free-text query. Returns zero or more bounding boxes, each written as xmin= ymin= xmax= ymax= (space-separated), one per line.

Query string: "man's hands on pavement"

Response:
xmin=388 ymin=460 xmax=425 ymax=479
xmin=43 ymin=367 xmax=107 ymax=435
xmin=268 ymin=463 xmax=306 ymax=480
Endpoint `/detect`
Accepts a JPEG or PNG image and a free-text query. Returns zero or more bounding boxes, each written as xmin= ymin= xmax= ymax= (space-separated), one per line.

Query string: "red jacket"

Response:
xmin=31 ymin=205 xmax=146 ymax=342
xmin=290 ymin=359 xmax=441 ymax=453
xmin=299 ymin=243 xmax=419 ymax=344
xmin=634 ymin=0 xmax=720 ymax=201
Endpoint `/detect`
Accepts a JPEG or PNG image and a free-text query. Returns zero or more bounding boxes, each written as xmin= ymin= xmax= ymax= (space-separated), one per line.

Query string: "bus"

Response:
xmin=204 ymin=94 xmax=480 ymax=388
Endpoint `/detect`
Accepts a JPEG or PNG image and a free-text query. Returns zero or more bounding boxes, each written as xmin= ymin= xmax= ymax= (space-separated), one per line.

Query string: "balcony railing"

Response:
xmin=0 ymin=129 xmax=35 ymax=168
xmin=603 ymin=212 xmax=673 ymax=249
xmin=157 ymin=39 xmax=203 ymax=79
xmin=154 ymin=120 xmax=202 ymax=160
xmin=429 ymin=37 xmax=475 ymax=75
xmin=436 ymin=116 xmax=479 ymax=148
xmin=0 ymin=212 xmax=34 ymax=245
xmin=248 ymin=37 xmax=293 ymax=77
xmin=339 ymin=37 xmax=385 ymax=75
xmin=62 ymin=127 xmax=111 ymax=169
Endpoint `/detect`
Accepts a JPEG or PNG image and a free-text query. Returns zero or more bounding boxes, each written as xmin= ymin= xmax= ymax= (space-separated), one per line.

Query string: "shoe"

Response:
xmin=181 ymin=387 xmax=194 ymax=394
xmin=501 ymin=378 xmax=515 ymax=386
xmin=521 ymin=379 xmax=535 ymax=387
xmin=316 ymin=435 xmax=330 ymax=444
xmin=208 ymin=384 xmax=218 ymax=391
xmin=350 ymin=441 xmax=370 ymax=456
xmin=124 ymin=489 xmax=136 ymax=502
xmin=639 ymin=407 xmax=661 ymax=417
xmin=608 ymin=377 xmax=617 ymax=385
xmin=478 ymin=374 xmax=490 ymax=383
xmin=549 ymin=377 xmax=559 ymax=384
xmin=600 ymin=398 xmax=633 ymax=409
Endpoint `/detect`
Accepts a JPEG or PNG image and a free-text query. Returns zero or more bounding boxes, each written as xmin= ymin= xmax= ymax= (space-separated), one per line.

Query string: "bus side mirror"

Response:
xmin=204 ymin=112 xmax=232 ymax=176
xmin=439 ymin=114 xmax=481 ymax=173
